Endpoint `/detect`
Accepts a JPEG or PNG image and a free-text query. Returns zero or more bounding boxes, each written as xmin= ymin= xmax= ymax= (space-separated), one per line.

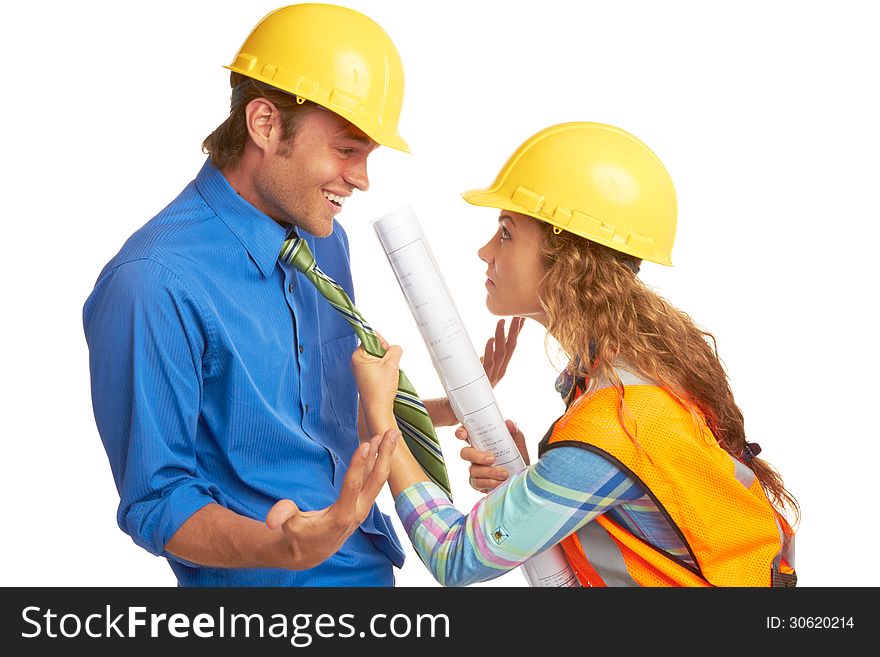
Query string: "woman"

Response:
xmin=353 ymin=122 xmax=799 ymax=587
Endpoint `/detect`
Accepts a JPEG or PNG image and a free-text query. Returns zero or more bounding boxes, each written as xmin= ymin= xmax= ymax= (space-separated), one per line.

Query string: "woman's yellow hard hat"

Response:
xmin=462 ymin=123 xmax=676 ymax=265
xmin=226 ymin=4 xmax=409 ymax=152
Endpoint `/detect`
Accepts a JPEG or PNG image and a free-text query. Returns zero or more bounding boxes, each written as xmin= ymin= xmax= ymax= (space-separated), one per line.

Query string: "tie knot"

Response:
xmin=279 ymin=235 xmax=315 ymax=274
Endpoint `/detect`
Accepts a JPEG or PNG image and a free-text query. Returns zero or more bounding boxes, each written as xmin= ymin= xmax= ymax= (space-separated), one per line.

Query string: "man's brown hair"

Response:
xmin=203 ymin=73 xmax=315 ymax=171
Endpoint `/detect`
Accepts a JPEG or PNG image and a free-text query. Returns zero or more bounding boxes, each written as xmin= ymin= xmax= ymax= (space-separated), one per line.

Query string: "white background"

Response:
xmin=2 ymin=0 xmax=877 ymax=587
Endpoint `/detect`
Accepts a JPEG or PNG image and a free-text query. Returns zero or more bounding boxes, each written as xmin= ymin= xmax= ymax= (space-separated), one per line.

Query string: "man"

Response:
xmin=83 ymin=4 xmax=416 ymax=587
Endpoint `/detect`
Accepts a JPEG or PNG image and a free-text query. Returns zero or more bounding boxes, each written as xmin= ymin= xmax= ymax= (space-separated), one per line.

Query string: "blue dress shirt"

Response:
xmin=83 ymin=159 xmax=404 ymax=586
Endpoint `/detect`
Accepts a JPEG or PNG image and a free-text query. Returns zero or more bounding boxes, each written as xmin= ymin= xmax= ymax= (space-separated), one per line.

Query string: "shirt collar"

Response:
xmin=194 ymin=158 xmax=290 ymax=277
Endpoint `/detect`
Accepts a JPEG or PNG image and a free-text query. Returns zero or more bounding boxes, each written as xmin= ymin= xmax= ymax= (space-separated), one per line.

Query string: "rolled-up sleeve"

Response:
xmin=84 ymin=258 xmax=220 ymax=560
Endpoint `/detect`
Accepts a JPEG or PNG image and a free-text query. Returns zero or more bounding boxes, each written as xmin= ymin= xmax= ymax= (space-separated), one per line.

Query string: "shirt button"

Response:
xmin=299 ymin=345 xmax=304 ymax=354
xmin=288 ymin=283 xmax=295 ymax=293
xmin=304 ymin=404 xmax=309 ymax=413
xmin=333 ymin=454 xmax=339 ymax=463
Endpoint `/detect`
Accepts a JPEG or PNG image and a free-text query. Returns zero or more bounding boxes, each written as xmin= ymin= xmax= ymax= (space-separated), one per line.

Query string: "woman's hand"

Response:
xmin=482 ymin=317 xmax=524 ymax=388
xmin=424 ymin=317 xmax=525 ymax=427
xmin=350 ymin=336 xmax=402 ymax=414
xmin=456 ymin=419 xmax=529 ymax=493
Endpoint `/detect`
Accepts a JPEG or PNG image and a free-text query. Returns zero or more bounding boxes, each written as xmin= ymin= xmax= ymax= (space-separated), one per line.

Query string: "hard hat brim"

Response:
xmin=461 ymin=187 xmax=526 ymax=216
xmin=461 ymin=187 xmax=673 ymax=266
xmin=222 ymin=67 xmax=411 ymax=154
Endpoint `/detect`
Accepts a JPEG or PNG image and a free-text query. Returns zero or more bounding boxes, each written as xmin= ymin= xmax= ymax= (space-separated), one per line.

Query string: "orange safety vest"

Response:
xmin=539 ymin=384 xmax=796 ymax=587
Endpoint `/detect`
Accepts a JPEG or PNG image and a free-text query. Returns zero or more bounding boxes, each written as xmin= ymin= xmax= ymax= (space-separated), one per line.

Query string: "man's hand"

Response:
xmin=481 ymin=317 xmax=524 ymax=388
xmin=456 ymin=419 xmax=528 ymax=493
xmin=266 ymin=428 xmax=400 ymax=570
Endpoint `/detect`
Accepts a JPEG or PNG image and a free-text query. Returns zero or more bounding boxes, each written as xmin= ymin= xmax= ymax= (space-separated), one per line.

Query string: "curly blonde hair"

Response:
xmin=538 ymin=225 xmax=799 ymax=525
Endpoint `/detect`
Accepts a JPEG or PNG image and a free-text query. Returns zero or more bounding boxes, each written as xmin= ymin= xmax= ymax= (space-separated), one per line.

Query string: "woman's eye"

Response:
xmin=500 ymin=226 xmax=511 ymax=241
xmin=337 ymin=148 xmax=354 ymax=156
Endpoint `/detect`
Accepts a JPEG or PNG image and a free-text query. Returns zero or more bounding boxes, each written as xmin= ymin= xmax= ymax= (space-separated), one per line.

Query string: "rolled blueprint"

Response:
xmin=372 ymin=206 xmax=580 ymax=588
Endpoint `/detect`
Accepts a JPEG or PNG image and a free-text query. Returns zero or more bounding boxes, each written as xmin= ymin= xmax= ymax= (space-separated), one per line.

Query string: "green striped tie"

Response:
xmin=280 ymin=235 xmax=452 ymax=498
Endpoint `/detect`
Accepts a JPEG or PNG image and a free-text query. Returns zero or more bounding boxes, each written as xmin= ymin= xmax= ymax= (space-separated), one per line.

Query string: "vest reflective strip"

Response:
xmin=728 ymin=453 xmax=756 ymax=490
xmin=588 ymin=367 xmax=655 ymax=391
xmin=575 ymin=522 xmax=640 ymax=587
xmin=771 ymin=519 xmax=784 ymax=570
xmin=727 ymin=452 xmax=798 ymax=578
xmin=771 ymin=515 xmax=796 ymax=570
xmin=782 ymin=529 xmax=795 ymax=568
xmin=727 ymin=453 xmax=795 ymax=571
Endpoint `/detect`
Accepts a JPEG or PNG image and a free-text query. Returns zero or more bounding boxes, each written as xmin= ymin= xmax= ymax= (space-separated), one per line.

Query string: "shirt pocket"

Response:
xmin=320 ymin=332 xmax=359 ymax=429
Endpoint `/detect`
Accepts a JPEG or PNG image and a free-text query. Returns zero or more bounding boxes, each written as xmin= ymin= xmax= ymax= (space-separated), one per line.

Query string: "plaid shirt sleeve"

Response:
xmin=394 ymin=445 xmax=644 ymax=586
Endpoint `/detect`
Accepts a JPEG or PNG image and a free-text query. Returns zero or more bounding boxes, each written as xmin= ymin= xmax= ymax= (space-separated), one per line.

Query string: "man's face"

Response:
xmin=255 ymin=107 xmax=378 ymax=237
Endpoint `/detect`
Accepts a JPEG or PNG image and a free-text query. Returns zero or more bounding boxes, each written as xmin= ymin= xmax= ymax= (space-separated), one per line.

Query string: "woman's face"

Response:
xmin=477 ymin=211 xmax=547 ymax=321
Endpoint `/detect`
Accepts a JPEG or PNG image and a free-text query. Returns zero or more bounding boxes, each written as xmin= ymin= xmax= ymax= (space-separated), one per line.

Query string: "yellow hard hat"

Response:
xmin=226 ymin=4 xmax=409 ymax=152
xmin=462 ymin=122 xmax=676 ymax=265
